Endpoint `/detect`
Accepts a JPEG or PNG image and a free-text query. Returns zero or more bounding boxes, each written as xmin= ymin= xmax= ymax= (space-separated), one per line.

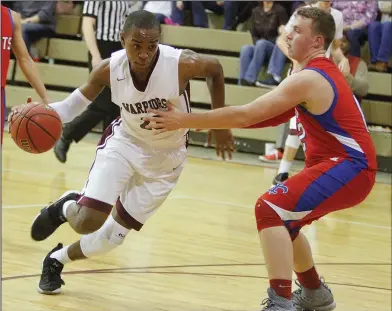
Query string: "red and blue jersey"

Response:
xmin=297 ymin=57 xmax=377 ymax=171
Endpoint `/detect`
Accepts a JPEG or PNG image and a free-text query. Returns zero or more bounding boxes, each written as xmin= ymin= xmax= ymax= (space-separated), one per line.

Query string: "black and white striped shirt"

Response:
xmin=83 ymin=1 xmax=132 ymax=42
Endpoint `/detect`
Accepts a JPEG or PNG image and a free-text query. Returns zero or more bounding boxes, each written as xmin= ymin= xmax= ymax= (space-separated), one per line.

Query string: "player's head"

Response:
xmin=120 ymin=10 xmax=161 ymax=73
xmin=286 ymin=7 xmax=335 ymax=62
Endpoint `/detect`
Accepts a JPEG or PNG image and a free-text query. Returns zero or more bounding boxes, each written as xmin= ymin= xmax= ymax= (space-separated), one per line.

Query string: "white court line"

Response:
xmin=2 ymin=204 xmax=45 ymax=209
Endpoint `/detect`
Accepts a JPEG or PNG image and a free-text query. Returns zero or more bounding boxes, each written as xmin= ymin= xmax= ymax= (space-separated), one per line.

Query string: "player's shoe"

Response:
xmin=258 ymin=149 xmax=283 ymax=162
xmin=260 ymin=288 xmax=295 ymax=310
xmin=37 ymin=243 xmax=65 ymax=295
xmin=31 ymin=191 xmax=80 ymax=241
xmin=292 ymin=279 xmax=336 ymax=311
xmin=272 ymin=172 xmax=289 ymax=186
xmin=54 ymin=136 xmax=72 ymax=163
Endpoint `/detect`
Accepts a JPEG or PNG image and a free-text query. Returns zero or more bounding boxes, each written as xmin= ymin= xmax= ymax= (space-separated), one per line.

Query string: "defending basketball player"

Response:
xmin=143 ymin=7 xmax=377 ymax=311
xmin=1 ymin=5 xmax=49 ymax=144
xmin=10 ymin=10 xmax=234 ymax=295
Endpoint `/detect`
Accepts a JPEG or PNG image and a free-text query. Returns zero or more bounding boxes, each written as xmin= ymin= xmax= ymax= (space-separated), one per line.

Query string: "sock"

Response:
xmin=295 ymin=266 xmax=321 ymax=289
xmin=50 ymin=245 xmax=71 ymax=264
xmin=270 ymin=279 xmax=292 ymax=299
xmin=278 ymin=159 xmax=292 ymax=174
xmin=62 ymin=200 xmax=75 ymax=219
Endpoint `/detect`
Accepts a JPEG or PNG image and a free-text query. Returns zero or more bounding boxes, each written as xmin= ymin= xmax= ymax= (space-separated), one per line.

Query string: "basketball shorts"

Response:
xmin=256 ymin=157 xmax=376 ymax=238
xmin=78 ymin=118 xmax=187 ymax=230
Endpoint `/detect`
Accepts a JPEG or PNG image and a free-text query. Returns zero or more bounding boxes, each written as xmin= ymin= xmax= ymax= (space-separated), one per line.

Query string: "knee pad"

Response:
xmin=285 ymin=134 xmax=301 ymax=149
xmin=80 ymin=215 xmax=129 ymax=258
xmin=254 ymin=198 xmax=284 ymax=232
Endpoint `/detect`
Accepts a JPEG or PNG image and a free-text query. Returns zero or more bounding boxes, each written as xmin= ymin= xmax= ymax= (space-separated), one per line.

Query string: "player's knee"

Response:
xmin=80 ymin=215 xmax=129 ymax=258
xmin=254 ymin=197 xmax=284 ymax=232
xmin=74 ymin=206 xmax=108 ymax=234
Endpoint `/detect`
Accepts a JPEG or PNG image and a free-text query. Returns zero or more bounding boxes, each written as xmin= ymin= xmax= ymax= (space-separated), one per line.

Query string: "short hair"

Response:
xmin=123 ymin=10 xmax=161 ymax=33
xmin=296 ymin=7 xmax=336 ymax=50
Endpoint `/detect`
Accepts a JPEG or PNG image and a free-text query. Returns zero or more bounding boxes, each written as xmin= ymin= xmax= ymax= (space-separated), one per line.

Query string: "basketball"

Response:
xmin=9 ymin=103 xmax=62 ymax=154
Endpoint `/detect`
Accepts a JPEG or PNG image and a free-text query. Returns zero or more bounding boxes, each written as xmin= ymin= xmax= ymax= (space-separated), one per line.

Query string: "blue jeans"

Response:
xmin=347 ymin=26 xmax=368 ymax=57
xmin=171 ymin=1 xmax=223 ymax=28
xmin=239 ymin=40 xmax=286 ymax=83
xmin=22 ymin=23 xmax=54 ymax=52
xmin=368 ymin=21 xmax=392 ymax=63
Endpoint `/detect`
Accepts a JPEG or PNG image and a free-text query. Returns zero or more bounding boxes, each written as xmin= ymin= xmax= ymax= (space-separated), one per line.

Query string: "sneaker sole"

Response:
xmin=37 ymin=286 xmax=62 ymax=295
xmin=258 ymin=156 xmax=281 ymax=163
xmin=31 ymin=190 xmax=80 ymax=241
xmin=297 ymin=301 xmax=336 ymax=311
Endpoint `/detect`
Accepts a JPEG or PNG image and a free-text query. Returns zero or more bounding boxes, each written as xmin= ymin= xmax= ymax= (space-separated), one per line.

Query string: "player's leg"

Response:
xmin=37 ymin=160 xmax=184 ymax=295
xmin=288 ymin=160 xmax=375 ymax=311
xmin=31 ymin=119 xmax=130 ymax=240
xmin=273 ymin=116 xmax=300 ymax=185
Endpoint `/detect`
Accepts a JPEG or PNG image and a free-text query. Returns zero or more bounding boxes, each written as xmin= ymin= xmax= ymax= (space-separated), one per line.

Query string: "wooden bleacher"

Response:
xmin=5 ymin=18 xmax=392 ymax=171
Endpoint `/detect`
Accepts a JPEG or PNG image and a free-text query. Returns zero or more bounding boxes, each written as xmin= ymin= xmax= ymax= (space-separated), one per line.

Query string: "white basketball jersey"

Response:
xmin=110 ymin=44 xmax=190 ymax=149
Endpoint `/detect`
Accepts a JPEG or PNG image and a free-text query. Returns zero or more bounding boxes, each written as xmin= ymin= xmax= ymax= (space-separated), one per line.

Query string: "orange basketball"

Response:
xmin=10 ymin=103 xmax=62 ymax=154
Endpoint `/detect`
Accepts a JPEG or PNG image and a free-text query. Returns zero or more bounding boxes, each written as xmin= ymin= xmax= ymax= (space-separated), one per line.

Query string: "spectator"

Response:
xmin=172 ymin=1 xmax=224 ymax=28
xmin=368 ymin=1 xmax=392 ymax=72
xmin=12 ymin=1 xmax=56 ymax=55
xmin=143 ymin=1 xmax=178 ymax=25
xmin=54 ymin=1 xmax=132 ymax=163
xmin=238 ymin=1 xmax=288 ymax=87
xmin=333 ymin=0 xmax=378 ymax=58
xmin=223 ymin=1 xmax=257 ymax=31
xmin=339 ymin=33 xmax=369 ymax=101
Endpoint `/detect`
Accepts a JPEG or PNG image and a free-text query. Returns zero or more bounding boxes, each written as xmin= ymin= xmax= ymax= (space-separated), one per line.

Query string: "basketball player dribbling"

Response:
xmin=11 ymin=10 xmax=234 ymax=294
xmin=1 ymin=5 xmax=49 ymax=144
xmin=144 ymin=7 xmax=377 ymax=311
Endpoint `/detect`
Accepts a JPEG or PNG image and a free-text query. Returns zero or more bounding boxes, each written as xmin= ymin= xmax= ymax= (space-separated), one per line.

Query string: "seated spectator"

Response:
xmin=339 ymin=34 xmax=369 ymax=102
xmin=333 ymin=0 xmax=378 ymax=58
xmin=13 ymin=1 xmax=56 ymax=56
xmin=172 ymin=1 xmax=224 ymax=28
xmin=143 ymin=1 xmax=178 ymax=25
xmin=223 ymin=1 xmax=257 ymax=31
xmin=368 ymin=1 xmax=392 ymax=72
xmin=238 ymin=1 xmax=288 ymax=87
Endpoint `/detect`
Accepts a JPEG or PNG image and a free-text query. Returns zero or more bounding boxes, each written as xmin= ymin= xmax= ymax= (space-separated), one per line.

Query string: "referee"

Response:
xmin=54 ymin=1 xmax=134 ymax=163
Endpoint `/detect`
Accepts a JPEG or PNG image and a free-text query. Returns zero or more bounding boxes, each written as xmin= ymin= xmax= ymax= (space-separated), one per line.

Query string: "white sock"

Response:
xmin=62 ymin=200 xmax=75 ymax=219
xmin=278 ymin=159 xmax=293 ymax=174
xmin=50 ymin=245 xmax=71 ymax=264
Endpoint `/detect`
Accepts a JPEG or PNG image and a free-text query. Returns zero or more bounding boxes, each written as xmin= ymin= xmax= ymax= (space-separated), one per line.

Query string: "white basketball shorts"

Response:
xmin=77 ymin=118 xmax=187 ymax=230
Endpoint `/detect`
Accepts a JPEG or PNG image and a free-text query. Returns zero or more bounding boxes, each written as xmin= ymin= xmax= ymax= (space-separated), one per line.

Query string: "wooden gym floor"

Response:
xmin=1 ymin=134 xmax=391 ymax=311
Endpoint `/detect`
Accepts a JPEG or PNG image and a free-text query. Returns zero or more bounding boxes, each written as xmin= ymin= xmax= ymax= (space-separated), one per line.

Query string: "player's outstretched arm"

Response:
xmin=11 ymin=59 xmax=110 ymax=124
xmin=144 ymin=70 xmax=319 ymax=131
xmin=10 ymin=10 xmax=49 ymax=105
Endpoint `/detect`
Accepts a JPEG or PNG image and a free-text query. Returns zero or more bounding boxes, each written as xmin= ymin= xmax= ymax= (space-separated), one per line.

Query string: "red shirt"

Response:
xmin=247 ymin=57 xmax=377 ymax=171
xmin=1 ymin=5 xmax=14 ymax=88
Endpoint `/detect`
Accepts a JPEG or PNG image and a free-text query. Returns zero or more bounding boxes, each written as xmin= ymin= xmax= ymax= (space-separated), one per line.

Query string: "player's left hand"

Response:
xmin=207 ymin=129 xmax=235 ymax=160
xmin=144 ymin=101 xmax=186 ymax=133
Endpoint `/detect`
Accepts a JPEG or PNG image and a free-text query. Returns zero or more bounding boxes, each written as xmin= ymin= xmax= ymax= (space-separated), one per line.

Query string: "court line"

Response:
xmin=2 ymin=264 xmax=390 ymax=292
xmin=2 ymin=196 xmax=391 ymax=230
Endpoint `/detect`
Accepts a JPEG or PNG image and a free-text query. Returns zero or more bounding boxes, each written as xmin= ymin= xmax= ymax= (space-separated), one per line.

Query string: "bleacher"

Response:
xmin=5 ymin=12 xmax=392 ymax=173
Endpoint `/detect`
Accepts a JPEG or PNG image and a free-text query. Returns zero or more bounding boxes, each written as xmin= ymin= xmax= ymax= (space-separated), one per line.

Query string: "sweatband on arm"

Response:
xmin=49 ymin=89 xmax=91 ymax=123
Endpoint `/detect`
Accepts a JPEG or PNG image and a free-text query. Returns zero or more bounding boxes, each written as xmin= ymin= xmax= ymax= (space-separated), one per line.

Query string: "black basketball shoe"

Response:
xmin=31 ymin=191 xmax=80 ymax=241
xmin=37 ymin=243 xmax=65 ymax=295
